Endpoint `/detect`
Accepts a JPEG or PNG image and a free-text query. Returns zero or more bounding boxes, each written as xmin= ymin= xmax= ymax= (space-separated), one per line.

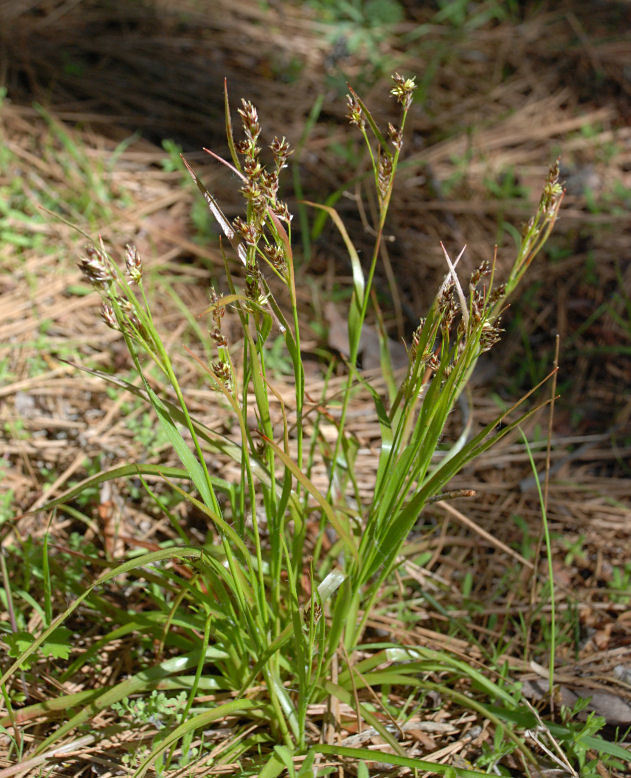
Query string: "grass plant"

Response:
xmin=4 ymin=74 xmax=628 ymax=776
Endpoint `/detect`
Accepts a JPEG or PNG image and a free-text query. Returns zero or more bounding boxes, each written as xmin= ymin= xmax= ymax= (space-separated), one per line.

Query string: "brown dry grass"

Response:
xmin=1 ymin=0 xmax=630 ymax=775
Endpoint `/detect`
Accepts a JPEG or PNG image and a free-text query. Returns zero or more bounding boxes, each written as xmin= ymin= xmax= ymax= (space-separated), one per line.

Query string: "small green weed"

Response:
xmin=113 ymin=689 xmax=188 ymax=730
xmin=608 ymin=562 xmax=631 ymax=605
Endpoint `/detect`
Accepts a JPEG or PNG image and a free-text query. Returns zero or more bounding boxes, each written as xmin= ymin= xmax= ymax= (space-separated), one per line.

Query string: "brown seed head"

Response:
xmin=232 ymin=216 xmax=260 ymax=246
xmin=242 ymin=156 xmax=262 ymax=180
xmin=211 ymin=359 xmax=232 ymax=389
xmin=346 ymin=93 xmax=365 ymax=129
xmin=388 ymin=122 xmax=403 ymax=151
xmin=377 ymin=152 xmax=393 ymax=201
xmin=125 ymin=243 xmax=142 ymax=284
xmin=270 ymin=136 xmax=292 ymax=169
xmin=272 ymin=200 xmax=292 ymax=223
xmin=264 ymin=243 xmax=287 ymax=274
xmin=101 ymin=300 xmax=118 ymax=329
xmin=540 ymin=159 xmax=563 ymax=215
xmin=238 ymin=99 xmax=261 ymax=144
xmin=241 ymin=178 xmax=266 ymax=211
xmin=210 ymin=327 xmax=227 ymax=347
xmin=78 ymin=246 xmax=114 ymax=288
xmin=479 ymin=320 xmax=503 ymax=352
xmin=260 ymin=169 xmax=279 ymax=201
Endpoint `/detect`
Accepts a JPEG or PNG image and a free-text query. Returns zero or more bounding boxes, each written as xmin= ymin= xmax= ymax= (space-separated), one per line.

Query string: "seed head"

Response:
xmin=210 ymin=327 xmax=227 ymax=347
xmin=410 ymin=318 xmax=426 ymax=362
xmin=264 ymin=243 xmax=287 ymax=274
xmin=272 ymin=200 xmax=292 ymax=223
xmin=208 ymin=288 xmax=227 ymax=346
xmin=211 ymin=359 xmax=232 ymax=389
xmin=479 ymin=320 xmax=503 ymax=352
xmin=101 ymin=300 xmax=118 ymax=329
xmin=346 ymin=93 xmax=365 ymax=129
xmin=390 ymin=73 xmax=416 ymax=110
xmin=242 ymin=156 xmax=263 ymax=180
xmin=438 ymin=281 xmax=455 ymax=313
xmin=241 ymin=178 xmax=266 ymax=212
xmin=101 ymin=296 xmax=142 ymax=336
xmin=238 ymin=99 xmax=261 ymax=145
xmin=260 ymin=169 xmax=279 ymax=202
xmin=469 ymin=259 xmax=491 ymax=289
xmin=388 ymin=122 xmax=403 ymax=151
xmin=236 ymin=139 xmax=259 ymax=157
xmin=427 ymin=350 xmax=441 ymax=372
xmin=117 ymin=297 xmax=142 ymax=333
xmin=487 ymin=283 xmax=505 ymax=306
xmin=377 ymin=152 xmax=393 ymax=201
xmin=125 ymin=243 xmax=142 ymax=284
xmin=232 ymin=216 xmax=260 ymax=246
xmin=78 ymin=246 xmax=114 ymax=288
xmin=540 ymin=159 xmax=563 ymax=215
xmin=270 ymin=136 xmax=292 ymax=169
xmin=245 ymin=268 xmax=261 ymax=302
xmin=470 ymin=289 xmax=485 ymax=322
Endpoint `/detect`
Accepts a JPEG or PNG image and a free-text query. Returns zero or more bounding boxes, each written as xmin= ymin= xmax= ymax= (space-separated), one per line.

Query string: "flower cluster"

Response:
xmin=124 ymin=243 xmax=142 ymax=285
xmin=347 ymin=74 xmax=416 ymax=205
xmin=77 ymin=246 xmax=114 ymax=289
xmin=377 ymin=152 xmax=393 ymax=202
xmin=208 ymin=287 xmax=232 ymax=390
xmin=233 ymin=98 xmax=293 ymax=305
xmin=208 ymin=287 xmax=227 ymax=348
xmin=390 ymin=72 xmax=416 ymax=111
xmin=345 ymin=92 xmax=365 ymax=130
xmin=77 ymin=243 xmax=145 ymax=338
xmin=540 ymin=159 xmax=563 ymax=217
xmin=410 ymin=252 xmax=505 ymax=378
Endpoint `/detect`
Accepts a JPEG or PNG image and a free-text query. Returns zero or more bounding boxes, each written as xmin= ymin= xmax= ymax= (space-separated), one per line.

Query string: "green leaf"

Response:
xmin=258 ymin=750 xmax=287 ymax=778
xmin=142 ymin=382 xmax=215 ymax=511
xmin=40 ymin=626 xmax=72 ymax=660
xmin=273 ymin=745 xmax=296 ymax=778
xmin=302 ymin=201 xmax=365 ymax=308
xmin=55 ymin=362 xmax=273 ymax=492
xmin=261 ymin=434 xmax=358 ymax=559
xmin=296 ymin=750 xmax=316 ymax=777
xmin=315 ymin=744 xmax=488 ymax=776
xmin=357 ymin=761 xmax=370 ymax=778
xmin=323 ymin=680 xmax=404 ymax=755
xmin=5 ymin=631 xmax=35 ymax=658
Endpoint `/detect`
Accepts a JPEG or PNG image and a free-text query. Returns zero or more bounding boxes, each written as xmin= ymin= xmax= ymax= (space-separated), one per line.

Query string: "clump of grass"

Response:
xmin=1 ymin=75 xmax=576 ymax=776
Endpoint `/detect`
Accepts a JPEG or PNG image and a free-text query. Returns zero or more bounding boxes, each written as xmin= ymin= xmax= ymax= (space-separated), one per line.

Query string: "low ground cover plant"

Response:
xmin=5 ymin=74 xmax=626 ymax=777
